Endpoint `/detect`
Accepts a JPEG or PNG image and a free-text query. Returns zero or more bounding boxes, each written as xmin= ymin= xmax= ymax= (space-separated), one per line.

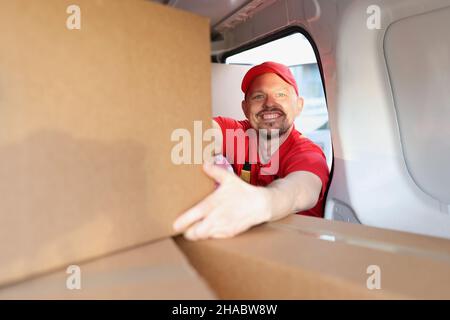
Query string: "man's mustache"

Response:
xmin=256 ymin=106 xmax=285 ymax=117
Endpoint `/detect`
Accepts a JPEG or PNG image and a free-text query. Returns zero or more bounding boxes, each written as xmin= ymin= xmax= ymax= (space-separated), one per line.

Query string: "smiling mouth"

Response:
xmin=259 ymin=111 xmax=284 ymax=122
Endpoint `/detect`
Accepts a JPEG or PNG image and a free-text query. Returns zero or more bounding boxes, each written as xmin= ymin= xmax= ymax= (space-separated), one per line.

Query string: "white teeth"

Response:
xmin=262 ymin=113 xmax=281 ymax=120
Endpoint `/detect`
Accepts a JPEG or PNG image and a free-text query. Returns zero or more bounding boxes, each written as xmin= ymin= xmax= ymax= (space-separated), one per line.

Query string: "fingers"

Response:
xmin=184 ymin=216 xmax=227 ymax=241
xmin=175 ymin=162 xmax=241 ymax=240
xmin=184 ymin=223 xmax=236 ymax=241
xmin=173 ymin=197 xmax=213 ymax=233
xmin=173 ymin=163 xmax=231 ymax=235
xmin=203 ymin=161 xmax=232 ymax=184
xmin=183 ymin=208 xmax=217 ymax=240
xmin=184 ymin=221 xmax=209 ymax=241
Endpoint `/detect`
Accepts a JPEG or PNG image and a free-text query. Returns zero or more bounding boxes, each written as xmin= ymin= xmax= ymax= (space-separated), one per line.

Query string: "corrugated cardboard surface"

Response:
xmin=274 ymin=215 xmax=450 ymax=258
xmin=0 ymin=0 xmax=213 ymax=286
xmin=176 ymin=215 xmax=450 ymax=299
xmin=0 ymin=238 xmax=216 ymax=299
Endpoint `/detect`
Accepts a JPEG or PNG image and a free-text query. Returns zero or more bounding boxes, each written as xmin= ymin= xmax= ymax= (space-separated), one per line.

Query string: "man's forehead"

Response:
xmin=247 ymin=73 xmax=294 ymax=93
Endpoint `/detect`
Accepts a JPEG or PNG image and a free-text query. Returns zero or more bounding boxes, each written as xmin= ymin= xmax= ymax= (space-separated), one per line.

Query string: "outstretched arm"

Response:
xmin=173 ymin=162 xmax=322 ymax=240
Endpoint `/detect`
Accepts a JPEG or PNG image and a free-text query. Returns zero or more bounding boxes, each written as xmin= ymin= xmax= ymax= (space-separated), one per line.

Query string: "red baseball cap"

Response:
xmin=241 ymin=61 xmax=299 ymax=96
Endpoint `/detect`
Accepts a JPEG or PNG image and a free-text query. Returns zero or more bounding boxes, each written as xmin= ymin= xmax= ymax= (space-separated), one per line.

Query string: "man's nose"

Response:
xmin=264 ymin=94 xmax=277 ymax=107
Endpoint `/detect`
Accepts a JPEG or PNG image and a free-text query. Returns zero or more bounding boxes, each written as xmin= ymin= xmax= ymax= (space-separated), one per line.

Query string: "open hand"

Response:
xmin=173 ymin=162 xmax=272 ymax=240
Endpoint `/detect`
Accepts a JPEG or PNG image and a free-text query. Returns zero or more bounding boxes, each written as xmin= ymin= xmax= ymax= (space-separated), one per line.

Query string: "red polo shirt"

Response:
xmin=214 ymin=116 xmax=329 ymax=218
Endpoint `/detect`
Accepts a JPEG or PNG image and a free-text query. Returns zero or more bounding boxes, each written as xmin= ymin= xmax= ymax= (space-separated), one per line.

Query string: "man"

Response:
xmin=173 ymin=61 xmax=329 ymax=240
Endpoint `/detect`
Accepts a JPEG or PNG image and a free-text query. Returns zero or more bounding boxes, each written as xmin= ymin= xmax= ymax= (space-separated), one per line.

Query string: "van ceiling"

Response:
xmin=151 ymin=0 xmax=253 ymax=35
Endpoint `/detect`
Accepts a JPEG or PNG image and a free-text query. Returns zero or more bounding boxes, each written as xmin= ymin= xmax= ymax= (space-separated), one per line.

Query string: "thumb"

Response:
xmin=203 ymin=161 xmax=232 ymax=184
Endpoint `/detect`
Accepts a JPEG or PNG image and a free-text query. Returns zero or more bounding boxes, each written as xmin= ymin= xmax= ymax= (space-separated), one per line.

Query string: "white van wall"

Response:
xmin=212 ymin=0 xmax=450 ymax=239
xmin=211 ymin=63 xmax=250 ymax=119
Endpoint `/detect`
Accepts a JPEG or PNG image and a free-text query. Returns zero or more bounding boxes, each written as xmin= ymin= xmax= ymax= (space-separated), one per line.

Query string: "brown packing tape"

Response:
xmin=175 ymin=215 xmax=450 ymax=299
xmin=0 ymin=238 xmax=216 ymax=299
xmin=0 ymin=0 xmax=213 ymax=285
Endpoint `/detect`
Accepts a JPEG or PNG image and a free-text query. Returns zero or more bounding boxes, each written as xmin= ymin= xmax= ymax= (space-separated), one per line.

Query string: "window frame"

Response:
xmin=219 ymin=27 xmax=328 ymax=103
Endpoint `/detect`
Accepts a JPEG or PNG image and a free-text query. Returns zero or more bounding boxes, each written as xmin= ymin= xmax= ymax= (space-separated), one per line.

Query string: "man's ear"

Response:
xmin=242 ymin=100 xmax=250 ymax=119
xmin=295 ymin=96 xmax=304 ymax=117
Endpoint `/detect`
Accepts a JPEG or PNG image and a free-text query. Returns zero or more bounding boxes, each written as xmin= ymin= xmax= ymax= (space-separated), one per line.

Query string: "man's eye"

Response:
xmin=252 ymin=94 xmax=264 ymax=100
xmin=276 ymin=92 xmax=287 ymax=98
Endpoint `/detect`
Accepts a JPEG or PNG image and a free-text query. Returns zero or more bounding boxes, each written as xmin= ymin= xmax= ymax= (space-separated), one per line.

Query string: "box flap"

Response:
xmin=0 ymin=238 xmax=216 ymax=299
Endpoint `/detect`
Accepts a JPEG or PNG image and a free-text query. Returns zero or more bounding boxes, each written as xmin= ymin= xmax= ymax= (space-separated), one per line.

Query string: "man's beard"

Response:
xmin=256 ymin=116 xmax=292 ymax=140
xmin=263 ymin=124 xmax=291 ymax=140
xmin=256 ymin=106 xmax=291 ymax=139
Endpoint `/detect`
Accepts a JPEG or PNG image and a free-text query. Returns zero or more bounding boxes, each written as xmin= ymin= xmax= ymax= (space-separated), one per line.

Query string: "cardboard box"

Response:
xmin=0 ymin=0 xmax=213 ymax=286
xmin=0 ymin=238 xmax=215 ymax=300
xmin=176 ymin=215 xmax=450 ymax=299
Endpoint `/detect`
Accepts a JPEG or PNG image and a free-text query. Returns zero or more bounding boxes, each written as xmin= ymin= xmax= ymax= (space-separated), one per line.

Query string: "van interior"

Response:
xmin=154 ymin=0 xmax=450 ymax=240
